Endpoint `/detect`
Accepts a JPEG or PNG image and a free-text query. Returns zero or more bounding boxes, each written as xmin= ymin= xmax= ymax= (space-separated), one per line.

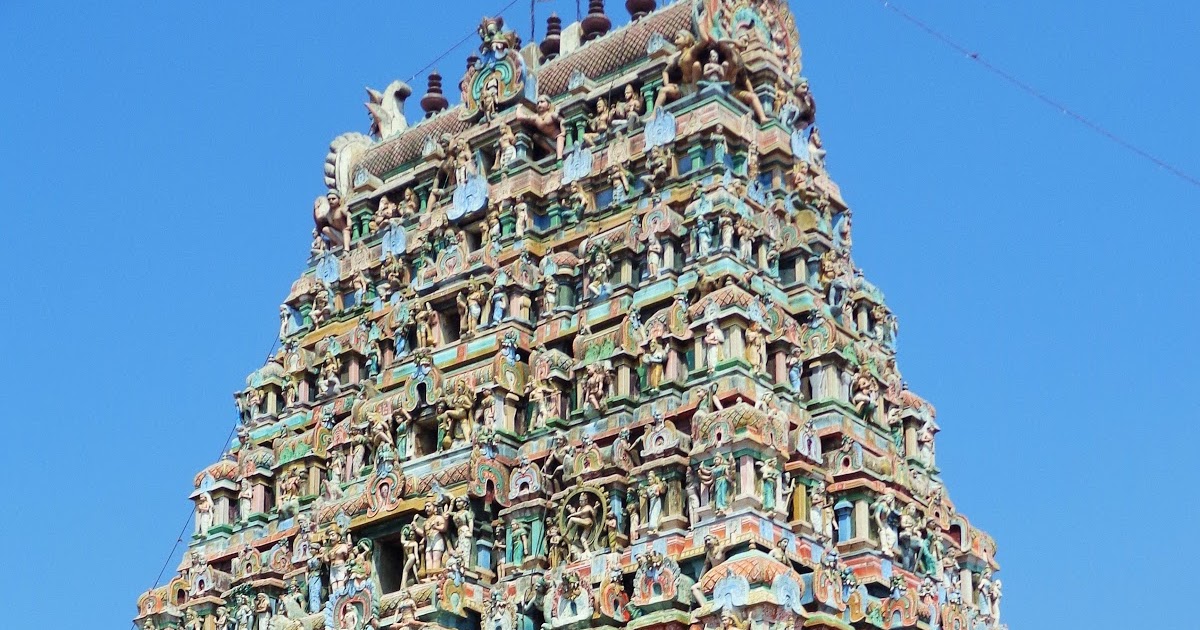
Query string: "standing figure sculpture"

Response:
xmin=195 ymin=493 xmax=214 ymax=535
xmin=645 ymin=472 xmax=666 ymax=532
xmin=744 ymin=322 xmax=767 ymax=373
xmin=758 ymin=457 xmax=781 ymax=511
xmin=415 ymin=301 xmax=441 ymax=349
xmin=698 ymin=454 xmax=734 ymax=514
xmin=872 ymin=491 xmax=899 ymax=557
xmin=643 ymin=337 xmax=667 ymax=390
xmin=419 ymin=500 xmax=450 ymax=575
xmin=399 ymin=525 xmax=421 ymax=588
xmin=703 ymin=322 xmax=725 ymax=373
xmin=452 ymin=497 xmax=474 ymax=565
xmin=564 ymin=493 xmax=599 ymax=559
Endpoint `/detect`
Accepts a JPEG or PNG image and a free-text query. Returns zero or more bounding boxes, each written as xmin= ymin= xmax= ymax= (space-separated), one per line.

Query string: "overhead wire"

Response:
xmin=404 ymin=0 xmax=525 ymax=85
xmin=876 ymin=0 xmax=1200 ymax=191
xmin=131 ymin=343 xmax=268 ymax=630
xmin=135 ymin=0 xmax=552 ymax=617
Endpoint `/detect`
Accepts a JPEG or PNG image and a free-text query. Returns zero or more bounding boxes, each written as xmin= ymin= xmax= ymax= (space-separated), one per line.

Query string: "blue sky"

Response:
xmin=2 ymin=2 xmax=1197 ymax=629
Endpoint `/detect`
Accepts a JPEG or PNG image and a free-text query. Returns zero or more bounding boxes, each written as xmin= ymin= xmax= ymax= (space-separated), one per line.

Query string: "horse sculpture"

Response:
xmin=365 ymin=80 xmax=413 ymax=140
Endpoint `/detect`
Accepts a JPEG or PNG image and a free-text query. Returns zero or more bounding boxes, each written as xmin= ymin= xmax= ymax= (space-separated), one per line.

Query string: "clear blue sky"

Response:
xmin=2 ymin=2 xmax=1197 ymax=628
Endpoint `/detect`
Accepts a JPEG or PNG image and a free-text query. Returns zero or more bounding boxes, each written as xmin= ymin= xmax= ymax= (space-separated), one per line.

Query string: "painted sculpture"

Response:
xmin=138 ymin=4 xmax=1004 ymax=630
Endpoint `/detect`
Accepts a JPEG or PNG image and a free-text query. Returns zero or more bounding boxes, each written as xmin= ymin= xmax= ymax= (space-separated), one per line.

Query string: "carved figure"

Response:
xmin=238 ymin=478 xmax=253 ymax=519
xmin=655 ymin=30 xmax=704 ymax=109
xmin=515 ymin=95 xmax=565 ymax=159
xmin=640 ymin=144 xmax=673 ymax=193
xmin=697 ymin=454 xmax=733 ymax=514
xmin=514 ymin=201 xmax=531 ymax=236
xmin=493 ymin=122 xmax=519 ymax=170
xmin=370 ymin=194 xmax=396 ymax=232
xmin=581 ymin=362 xmax=613 ymax=412
xmin=645 ymin=236 xmax=663 ymax=278
xmin=851 ymin=366 xmax=879 ymax=419
xmin=310 ymin=282 xmax=333 ymax=327
xmin=645 ymin=471 xmax=666 ymax=532
xmin=313 ymin=191 xmax=350 ymax=249
xmin=737 ymin=216 xmax=755 ymax=261
xmin=546 ymin=525 xmax=565 ymax=568
xmin=366 ymin=80 xmax=413 ymax=139
xmin=696 ymin=218 xmax=713 ymax=256
xmin=419 ymin=499 xmax=450 ymax=574
xmin=452 ymin=496 xmax=475 ymax=564
xmin=917 ymin=417 xmax=937 ymax=466
xmin=436 ymin=380 xmax=475 ymax=450
xmin=324 ymin=527 xmax=353 ymax=592
xmin=702 ymin=49 xmax=730 ymax=83
xmin=719 ymin=214 xmax=734 ymax=251
xmin=642 ymin=337 xmax=667 ymax=390
xmin=195 ymin=493 xmax=214 ymax=535
xmin=758 ymin=457 xmax=781 ymax=511
xmin=808 ymin=125 xmax=827 ymax=168
xmin=872 ymin=491 xmax=899 ymax=557
xmin=583 ymin=97 xmax=612 ymax=146
xmin=564 ymin=493 xmax=599 ymax=558
xmin=703 ymin=322 xmax=725 ymax=373
xmin=415 ymin=300 xmax=441 ymax=348
xmin=541 ymin=274 xmax=558 ymax=315
xmin=744 ymin=321 xmax=767 ymax=373
xmin=769 ymin=538 xmax=789 ymax=564
xmin=612 ymin=84 xmax=644 ymax=128
xmin=235 ymin=594 xmax=253 ymax=630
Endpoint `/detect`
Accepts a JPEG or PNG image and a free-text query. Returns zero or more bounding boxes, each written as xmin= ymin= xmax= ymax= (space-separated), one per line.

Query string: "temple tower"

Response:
xmin=136 ymin=3 xmax=1003 ymax=630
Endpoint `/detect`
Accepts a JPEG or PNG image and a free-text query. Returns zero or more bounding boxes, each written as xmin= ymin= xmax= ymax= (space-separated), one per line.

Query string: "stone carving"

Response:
xmin=516 ymin=95 xmax=565 ymax=159
xmin=143 ymin=7 xmax=1003 ymax=630
xmin=313 ymin=191 xmax=349 ymax=249
xmin=365 ymin=80 xmax=413 ymax=140
xmin=702 ymin=322 xmax=725 ymax=373
xmin=872 ymin=491 xmax=899 ymax=557
xmin=697 ymin=453 xmax=734 ymax=514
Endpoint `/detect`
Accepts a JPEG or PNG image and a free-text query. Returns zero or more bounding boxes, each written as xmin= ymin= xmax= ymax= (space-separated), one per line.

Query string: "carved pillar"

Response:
xmin=960 ymin=569 xmax=975 ymax=606
xmin=665 ymin=345 xmax=685 ymax=383
xmin=790 ymin=482 xmax=808 ymax=525
xmin=736 ymin=454 xmax=755 ymax=502
xmin=903 ymin=419 xmax=919 ymax=459
xmin=834 ymin=500 xmax=854 ymax=542
xmin=809 ymin=360 xmax=841 ymax=401
xmin=852 ymin=499 xmax=870 ymax=542
xmin=660 ymin=237 xmax=681 ymax=274
xmin=771 ymin=348 xmax=787 ymax=385
xmin=729 ymin=326 xmax=745 ymax=367
xmin=248 ymin=470 xmax=273 ymax=519
xmin=500 ymin=389 xmax=523 ymax=435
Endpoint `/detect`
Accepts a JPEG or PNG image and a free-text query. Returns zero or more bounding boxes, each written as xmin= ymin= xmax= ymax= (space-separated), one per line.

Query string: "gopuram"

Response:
xmin=135 ymin=2 xmax=1004 ymax=630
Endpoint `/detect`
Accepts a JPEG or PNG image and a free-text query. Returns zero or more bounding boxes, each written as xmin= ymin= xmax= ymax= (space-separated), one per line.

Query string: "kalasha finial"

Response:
xmin=625 ymin=0 xmax=656 ymax=20
xmin=581 ymin=0 xmax=611 ymax=43
xmin=421 ymin=71 xmax=449 ymax=118
xmin=540 ymin=13 xmax=562 ymax=61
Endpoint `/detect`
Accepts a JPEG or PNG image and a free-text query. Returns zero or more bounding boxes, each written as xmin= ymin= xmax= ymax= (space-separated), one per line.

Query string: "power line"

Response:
xmin=876 ymin=0 xmax=1200 ymax=191
xmin=404 ymin=0 xmax=525 ymax=85
xmin=136 ymin=0 xmax=538 ymax=621
xmin=134 ymin=334 xmax=274 ymax=630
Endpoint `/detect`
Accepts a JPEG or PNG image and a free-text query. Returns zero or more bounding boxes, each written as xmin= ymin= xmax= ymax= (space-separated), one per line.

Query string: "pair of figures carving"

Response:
xmin=656 ymin=29 xmax=767 ymax=122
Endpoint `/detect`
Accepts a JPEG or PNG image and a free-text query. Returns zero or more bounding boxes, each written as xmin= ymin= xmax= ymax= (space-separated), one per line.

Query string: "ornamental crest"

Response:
xmin=460 ymin=17 xmax=534 ymax=120
xmin=694 ymin=0 xmax=803 ymax=78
